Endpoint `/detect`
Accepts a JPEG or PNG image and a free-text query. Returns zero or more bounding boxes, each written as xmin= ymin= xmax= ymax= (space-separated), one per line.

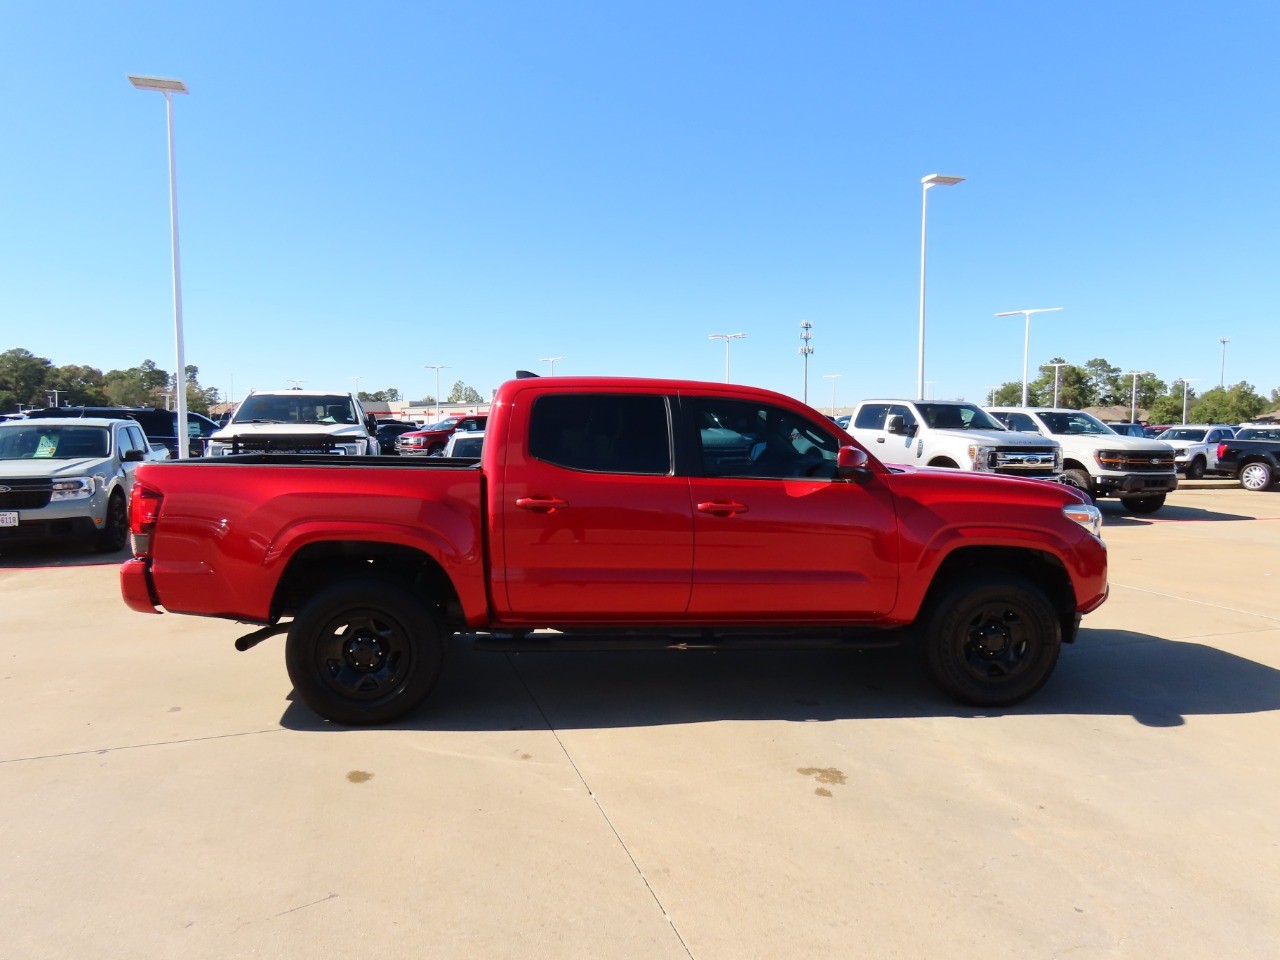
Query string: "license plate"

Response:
xmin=0 ymin=512 xmax=17 ymax=528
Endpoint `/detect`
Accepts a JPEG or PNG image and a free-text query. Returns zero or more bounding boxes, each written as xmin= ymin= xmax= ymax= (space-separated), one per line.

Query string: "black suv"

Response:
xmin=23 ymin=406 xmax=222 ymax=458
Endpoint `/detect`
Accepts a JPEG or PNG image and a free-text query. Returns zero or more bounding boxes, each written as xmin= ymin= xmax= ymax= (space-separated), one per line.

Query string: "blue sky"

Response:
xmin=2 ymin=2 xmax=1276 ymax=410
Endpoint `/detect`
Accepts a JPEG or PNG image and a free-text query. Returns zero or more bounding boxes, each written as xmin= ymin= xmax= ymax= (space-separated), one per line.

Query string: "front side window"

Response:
xmin=695 ymin=398 xmax=839 ymax=479
xmin=530 ymin=394 xmax=671 ymax=475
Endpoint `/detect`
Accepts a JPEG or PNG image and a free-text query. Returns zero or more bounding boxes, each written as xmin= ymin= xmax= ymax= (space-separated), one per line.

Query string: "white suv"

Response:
xmin=208 ymin=391 xmax=379 ymax=456
xmin=1153 ymin=425 xmax=1237 ymax=479
xmin=987 ymin=407 xmax=1177 ymax=513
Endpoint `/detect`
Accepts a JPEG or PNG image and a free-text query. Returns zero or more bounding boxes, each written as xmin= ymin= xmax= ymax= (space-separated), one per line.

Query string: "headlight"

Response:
xmin=1063 ymin=502 xmax=1103 ymax=539
xmin=1054 ymin=448 xmax=1063 ymax=471
xmin=50 ymin=477 xmax=95 ymax=501
xmin=967 ymin=444 xmax=996 ymax=472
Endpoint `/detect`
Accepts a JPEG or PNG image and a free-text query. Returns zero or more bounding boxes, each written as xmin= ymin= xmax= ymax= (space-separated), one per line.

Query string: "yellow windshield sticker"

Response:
xmin=35 ymin=435 xmax=58 ymax=458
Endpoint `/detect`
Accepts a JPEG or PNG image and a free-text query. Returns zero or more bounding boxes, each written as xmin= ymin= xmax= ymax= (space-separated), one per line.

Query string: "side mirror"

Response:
xmin=886 ymin=414 xmax=915 ymax=436
xmin=836 ymin=446 xmax=874 ymax=484
xmin=365 ymin=414 xmax=379 ymax=435
xmin=123 ymin=449 xmax=145 ymax=462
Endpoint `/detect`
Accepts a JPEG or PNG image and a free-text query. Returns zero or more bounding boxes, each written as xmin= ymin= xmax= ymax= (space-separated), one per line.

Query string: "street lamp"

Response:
xmin=995 ymin=307 xmax=1064 ymax=406
xmin=539 ymin=356 xmax=564 ymax=376
xmin=799 ymin=321 xmax=813 ymax=404
xmin=352 ymin=375 xmax=363 ymax=398
xmin=1124 ymin=371 xmax=1148 ymax=425
xmin=1219 ymin=337 xmax=1231 ymax=387
xmin=823 ymin=374 xmax=842 ymax=417
xmin=424 ymin=364 xmax=449 ymax=422
xmin=1046 ymin=362 xmax=1072 ymax=407
xmin=129 ymin=74 xmax=191 ymax=458
xmin=708 ymin=333 xmax=746 ymax=383
xmin=1175 ymin=378 xmax=1200 ymax=423
xmin=918 ymin=173 xmax=964 ymax=400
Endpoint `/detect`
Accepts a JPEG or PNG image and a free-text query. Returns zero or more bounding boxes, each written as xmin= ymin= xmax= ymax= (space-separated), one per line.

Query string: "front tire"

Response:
xmin=1240 ymin=462 xmax=1274 ymax=492
xmin=917 ymin=572 xmax=1062 ymax=707
xmin=1185 ymin=456 xmax=1206 ymax=480
xmin=93 ymin=491 xmax=129 ymax=553
xmin=1062 ymin=468 xmax=1094 ymax=502
xmin=285 ymin=580 xmax=445 ymax=725
xmin=1120 ymin=494 xmax=1166 ymax=514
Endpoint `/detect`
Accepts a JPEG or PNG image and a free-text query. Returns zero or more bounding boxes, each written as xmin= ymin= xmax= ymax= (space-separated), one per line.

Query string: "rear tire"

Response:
xmin=1240 ymin=462 xmax=1273 ymax=492
xmin=917 ymin=572 xmax=1062 ymax=707
xmin=285 ymin=580 xmax=445 ymax=725
xmin=1120 ymin=494 xmax=1166 ymax=514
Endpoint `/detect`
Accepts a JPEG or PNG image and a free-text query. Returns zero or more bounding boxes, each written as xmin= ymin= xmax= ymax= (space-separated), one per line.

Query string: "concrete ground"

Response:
xmin=1 ymin=480 xmax=1277 ymax=959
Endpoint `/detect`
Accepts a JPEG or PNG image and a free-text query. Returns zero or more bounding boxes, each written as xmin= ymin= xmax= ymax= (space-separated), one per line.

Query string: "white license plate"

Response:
xmin=0 ymin=512 xmax=17 ymax=528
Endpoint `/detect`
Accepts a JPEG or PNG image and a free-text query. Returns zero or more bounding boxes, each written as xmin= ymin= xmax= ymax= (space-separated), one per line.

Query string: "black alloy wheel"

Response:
xmin=917 ymin=571 xmax=1061 ymax=706
xmin=94 ymin=491 xmax=129 ymax=553
xmin=285 ymin=580 xmax=445 ymax=725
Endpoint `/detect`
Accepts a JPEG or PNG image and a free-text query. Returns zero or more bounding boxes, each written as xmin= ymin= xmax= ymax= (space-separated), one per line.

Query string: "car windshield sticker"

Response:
xmin=35 ymin=434 xmax=57 ymax=458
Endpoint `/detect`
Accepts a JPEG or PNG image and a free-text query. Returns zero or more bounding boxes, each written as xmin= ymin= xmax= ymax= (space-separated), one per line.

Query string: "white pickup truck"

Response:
xmin=1153 ymin=425 xmax=1237 ymax=479
xmin=987 ymin=407 xmax=1178 ymax=513
xmin=208 ymin=390 xmax=380 ymax=456
xmin=846 ymin=400 xmax=1062 ymax=480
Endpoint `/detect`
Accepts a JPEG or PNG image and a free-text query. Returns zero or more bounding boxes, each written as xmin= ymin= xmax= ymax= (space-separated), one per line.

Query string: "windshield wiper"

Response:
xmin=240 ymin=419 xmax=285 ymax=424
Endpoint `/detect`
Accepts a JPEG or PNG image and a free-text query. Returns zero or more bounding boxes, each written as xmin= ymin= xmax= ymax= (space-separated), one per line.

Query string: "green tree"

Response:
xmin=46 ymin=364 xmax=108 ymax=406
xmin=103 ymin=359 xmax=171 ymax=406
xmin=448 ymin=381 xmax=484 ymax=404
xmin=0 ymin=348 xmax=54 ymax=410
xmin=358 ymin=388 xmax=402 ymax=402
xmin=1189 ymin=383 xmax=1268 ymax=424
xmin=1081 ymin=358 xmax=1123 ymax=407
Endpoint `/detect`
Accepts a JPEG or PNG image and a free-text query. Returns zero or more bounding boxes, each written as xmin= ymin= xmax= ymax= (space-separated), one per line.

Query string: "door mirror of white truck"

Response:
xmin=837 ymin=446 xmax=874 ymax=483
xmin=886 ymin=414 xmax=909 ymax=435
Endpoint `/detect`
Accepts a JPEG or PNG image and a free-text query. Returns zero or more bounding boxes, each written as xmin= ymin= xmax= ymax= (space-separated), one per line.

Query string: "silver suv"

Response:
xmin=0 ymin=417 xmax=165 ymax=552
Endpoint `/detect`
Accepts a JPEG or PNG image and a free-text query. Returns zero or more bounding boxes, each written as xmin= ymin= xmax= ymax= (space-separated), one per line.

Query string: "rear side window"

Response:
xmin=529 ymin=394 xmax=671 ymax=475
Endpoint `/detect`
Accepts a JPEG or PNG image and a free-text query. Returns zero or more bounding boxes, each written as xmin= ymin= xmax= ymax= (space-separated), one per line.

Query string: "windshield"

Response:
xmin=916 ymin=403 xmax=1006 ymax=431
xmin=1038 ymin=411 xmax=1115 ymax=436
xmin=1158 ymin=428 xmax=1206 ymax=442
xmin=0 ymin=425 xmax=111 ymax=460
xmin=233 ymin=394 xmax=358 ymax=425
xmin=422 ymin=418 xmax=458 ymax=432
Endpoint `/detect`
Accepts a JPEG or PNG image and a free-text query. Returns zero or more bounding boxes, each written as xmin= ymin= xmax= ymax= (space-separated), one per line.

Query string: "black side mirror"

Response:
xmin=886 ymin=414 xmax=915 ymax=436
xmin=836 ymin=446 xmax=874 ymax=483
xmin=123 ymin=449 xmax=145 ymax=462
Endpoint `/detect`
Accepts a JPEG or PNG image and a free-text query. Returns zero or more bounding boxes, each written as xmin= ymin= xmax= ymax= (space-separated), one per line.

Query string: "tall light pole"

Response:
xmin=129 ymin=74 xmax=191 ymax=458
xmin=918 ymin=173 xmax=965 ymax=400
xmin=799 ymin=321 xmax=813 ymax=403
xmin=539 ymin=356 xmax=564 ymax=376
xmin=1124 ymin=371 xmax=1147 ymax=425
xmin=709 ymin=333 xmax=746 ymax=383
xmin=1175 ymin=377 xmax=1200 ymax=423
xmin=995 ymin=307 xmax=1064 ymax=406
xmin=1046 ymin=362 xmax=1072 ymax=407
xmin=823 ymin=374 xmax=842 ymax=417
xmin=1219 ymin=337 xmax=1231 ymax=387
xmin=352 ymin=375 xmax=363 ymax=398
xmin=424 ymin=364 xmax=449 ymax=422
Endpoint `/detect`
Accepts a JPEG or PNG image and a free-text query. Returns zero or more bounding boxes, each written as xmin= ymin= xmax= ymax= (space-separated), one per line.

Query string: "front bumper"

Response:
xmin=1093 ymin=472 xmax=1179 ymax=496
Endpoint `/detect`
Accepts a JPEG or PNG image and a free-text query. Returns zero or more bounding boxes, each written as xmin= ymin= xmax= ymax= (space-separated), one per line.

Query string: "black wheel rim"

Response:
xmin=959 ymin=601 xmax=1034 ymax=682
xmin=105 ymin=497 xmax=127 ymax=548
xmin=312 ymin=608 xmax=412 ymax=702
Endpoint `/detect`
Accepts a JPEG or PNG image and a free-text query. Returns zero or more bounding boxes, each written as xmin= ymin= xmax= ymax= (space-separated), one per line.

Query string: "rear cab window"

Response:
xmin=529 ymin=394 xmax=672 ymax=475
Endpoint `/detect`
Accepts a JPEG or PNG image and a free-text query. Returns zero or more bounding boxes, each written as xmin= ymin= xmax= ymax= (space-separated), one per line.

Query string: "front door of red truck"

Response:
xmin=683 ymin=394 xmax=900 ymax=619
xmin=498 ymin=391 xmax=694 ymax=620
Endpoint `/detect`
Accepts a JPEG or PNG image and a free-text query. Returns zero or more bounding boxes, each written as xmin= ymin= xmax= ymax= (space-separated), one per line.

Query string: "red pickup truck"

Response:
xmin=121 ymin=376 xmax=1108 ymax=724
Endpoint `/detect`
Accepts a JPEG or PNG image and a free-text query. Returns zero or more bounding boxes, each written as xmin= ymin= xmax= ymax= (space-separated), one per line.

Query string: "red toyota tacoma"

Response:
xmin=121 ymin=376 xmax=1108 ymax=724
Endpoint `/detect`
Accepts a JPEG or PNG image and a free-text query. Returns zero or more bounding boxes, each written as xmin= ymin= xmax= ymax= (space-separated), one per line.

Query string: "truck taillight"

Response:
xmin=129 ymin=481 xmax=163 ymax=557
xmin=1217 ymin=442 xmax=1228 ymax=459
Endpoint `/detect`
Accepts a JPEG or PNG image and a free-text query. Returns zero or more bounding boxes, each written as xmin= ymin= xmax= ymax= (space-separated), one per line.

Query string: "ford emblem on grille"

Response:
xmin=1025 ymin=456 xmax=1040 ymax=465
xmin=0 ymin=485 xmax=10 ymax=493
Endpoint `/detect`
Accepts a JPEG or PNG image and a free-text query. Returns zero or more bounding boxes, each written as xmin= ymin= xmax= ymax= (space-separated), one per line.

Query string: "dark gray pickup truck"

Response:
xmin=1216 ymin=425 xmax=1280 ymax=491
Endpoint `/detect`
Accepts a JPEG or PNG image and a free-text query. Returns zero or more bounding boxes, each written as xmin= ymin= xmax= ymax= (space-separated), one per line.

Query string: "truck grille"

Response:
xmin=1097 ymin=451 xmax=1175 ymax=472
xmin=990 ymin=447 xmax=1060 ymax=477
xmin=0 ymin=478 xmax=53 ymax=509
xmin=225 ymin=437 xmax=353 ymax=455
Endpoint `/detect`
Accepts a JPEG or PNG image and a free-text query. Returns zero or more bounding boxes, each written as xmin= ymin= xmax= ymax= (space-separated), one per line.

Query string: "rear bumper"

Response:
xmin=120 ymin=558 xmax=161 ymax=613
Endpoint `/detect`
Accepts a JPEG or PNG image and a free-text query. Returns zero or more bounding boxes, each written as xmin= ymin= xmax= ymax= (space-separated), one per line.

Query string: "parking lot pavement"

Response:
xmin=1 ymin=481 xmax=1278 ymax=959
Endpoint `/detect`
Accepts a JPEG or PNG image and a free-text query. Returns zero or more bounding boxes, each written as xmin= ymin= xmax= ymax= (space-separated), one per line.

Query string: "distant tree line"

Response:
xmin=989 ymin=357 xmax=1280 ymax=424
xmin=356 ymin=381 xmax=485 ymax=406
xmin=0 ymin=347 xmax=222 ymax=415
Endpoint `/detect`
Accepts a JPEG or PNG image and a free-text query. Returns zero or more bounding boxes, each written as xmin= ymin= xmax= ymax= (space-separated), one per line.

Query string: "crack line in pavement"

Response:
xmin=1108 ymin=582 xmax=1280 ymax=623
xmin=0 ymin=728 xmax=284 ymax=764
xmin=503 ymin=653 xmax=696 ymax=960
